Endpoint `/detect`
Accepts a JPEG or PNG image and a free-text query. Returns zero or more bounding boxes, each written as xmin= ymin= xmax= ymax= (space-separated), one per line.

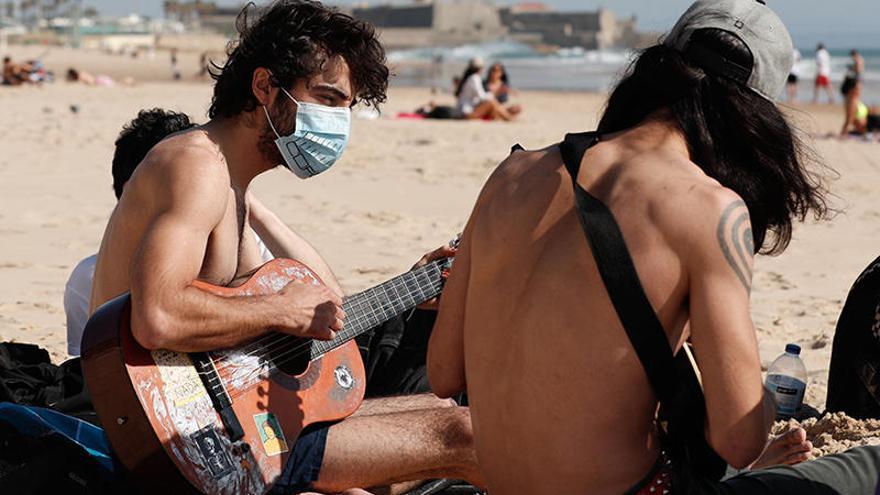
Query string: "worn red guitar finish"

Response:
xmin=83 ymin=255 xmax=451 ymax=494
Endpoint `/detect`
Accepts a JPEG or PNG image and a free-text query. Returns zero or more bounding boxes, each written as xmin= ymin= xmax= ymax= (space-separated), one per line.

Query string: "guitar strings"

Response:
xmin=208 ymin=262 xmax=440 ymax=374
xmin=206 ymin=268 xmax=416 ymax=364
xmin=213 ymin=270 xmax=444 ymax=384
xmin=220 ymin=274 xmax=446 ymax=398
xmin=207 ymin=260 xmax=442 ymax=373
xmin=206 ymin=262 xmax=444 ymax=381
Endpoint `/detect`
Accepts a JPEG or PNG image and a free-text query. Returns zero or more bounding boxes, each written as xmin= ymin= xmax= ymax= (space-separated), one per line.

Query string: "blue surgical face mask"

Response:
xmin=262 ymin=86 xmax=351 ymax=179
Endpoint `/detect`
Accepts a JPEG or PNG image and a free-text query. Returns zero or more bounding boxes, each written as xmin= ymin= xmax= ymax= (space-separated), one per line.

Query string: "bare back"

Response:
xmin=465 ymin=136 xmax=696 ymax=493
xmin=429 ymin=121 xmax=769 ymax=494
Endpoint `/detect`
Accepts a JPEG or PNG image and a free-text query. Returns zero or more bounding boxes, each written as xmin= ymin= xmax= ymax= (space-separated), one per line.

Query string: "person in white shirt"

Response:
xmin=813 ymin=43 xmax=835 ymax=104
xmin=455 ymin=57 xmax=520 ymax=121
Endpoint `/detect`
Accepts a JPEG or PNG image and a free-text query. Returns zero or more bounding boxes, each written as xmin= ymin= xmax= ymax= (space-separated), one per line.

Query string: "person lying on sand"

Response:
xmin=428 ymin=1 xmax=880 ymax=493
xmin=2 ymin=56 xmax=30 ymax=85
xmin=88 ymin=2 xmax=479 ymax=494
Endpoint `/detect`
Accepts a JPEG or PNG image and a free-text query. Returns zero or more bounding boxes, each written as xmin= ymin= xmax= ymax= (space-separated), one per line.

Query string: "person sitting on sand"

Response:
xmin=840 ymin=77 xmax=880 ymax=138
xmin=88 ymin=2 xmax=479 ymax=494
xmin=428 ymin=1 xmax=880 ymax=493
xmin=66 ymin=108 xmax=451 ymax=405
xmin=483 ymin=62 xmax=512 ymax=104
xmin=455 ymin=57 xmax=520 ymax=121
xmin=2 ymin=56 xmax=28 ymax=85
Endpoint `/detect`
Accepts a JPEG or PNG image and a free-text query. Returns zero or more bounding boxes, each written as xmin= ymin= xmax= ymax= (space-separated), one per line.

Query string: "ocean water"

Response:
xmin=388 ymin=41 xmax=880 ymax=103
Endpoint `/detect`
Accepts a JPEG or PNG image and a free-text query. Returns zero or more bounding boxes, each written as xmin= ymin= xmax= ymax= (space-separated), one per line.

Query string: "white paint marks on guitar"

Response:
xmin=148 ymin=350 xmax=266 ymax=495
xmin=216 ymin=348 xmax=268 ymax=391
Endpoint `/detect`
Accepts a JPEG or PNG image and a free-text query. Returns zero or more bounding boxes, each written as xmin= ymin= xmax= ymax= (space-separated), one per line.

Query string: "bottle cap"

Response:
xmin=785 ymin=343 xmax=801 ymax=355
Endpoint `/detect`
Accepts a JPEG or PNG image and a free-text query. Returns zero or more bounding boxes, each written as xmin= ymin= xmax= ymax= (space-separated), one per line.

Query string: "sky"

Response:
xmin=85 ymin=0 xmax=880 ymax=49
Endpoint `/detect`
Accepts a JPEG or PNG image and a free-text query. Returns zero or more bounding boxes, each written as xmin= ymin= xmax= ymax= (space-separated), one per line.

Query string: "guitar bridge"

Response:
xmin=191 ymin=352 xmax=245 ymax=441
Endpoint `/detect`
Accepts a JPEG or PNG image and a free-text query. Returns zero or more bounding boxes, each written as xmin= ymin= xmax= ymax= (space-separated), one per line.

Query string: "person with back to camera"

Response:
xmin=428 ymin=0 xmax=880 ymax=493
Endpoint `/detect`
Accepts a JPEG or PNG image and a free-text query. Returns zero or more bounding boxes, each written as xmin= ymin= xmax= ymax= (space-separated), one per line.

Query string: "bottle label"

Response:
xmin=765 ymin=374 xmax=806 ymax=417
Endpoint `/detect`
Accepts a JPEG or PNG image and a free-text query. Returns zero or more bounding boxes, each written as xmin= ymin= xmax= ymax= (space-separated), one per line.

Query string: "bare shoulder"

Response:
xmin=132 ymin=129 xmax=230 ymax=216
xmin=480 ymin=145 xmax=563 ymax=199
xmin=140 ymin=130 xmax=227 ymax=191
xmin=658 ymin=176 xmax=754 ymax=288
xmin=143 ymin=129 xmax=225 ymax=181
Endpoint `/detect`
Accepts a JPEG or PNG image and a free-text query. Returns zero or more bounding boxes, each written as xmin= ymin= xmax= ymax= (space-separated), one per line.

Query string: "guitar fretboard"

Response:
xmin=309 ymin=261 xmax=446 ymax=359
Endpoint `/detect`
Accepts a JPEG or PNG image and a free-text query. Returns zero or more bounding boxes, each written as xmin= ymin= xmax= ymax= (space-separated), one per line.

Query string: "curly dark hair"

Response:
xmin=208 ymin=0 xmax=388 ymax=119
xmin=112 ymin=109 xmax=196 ymax=199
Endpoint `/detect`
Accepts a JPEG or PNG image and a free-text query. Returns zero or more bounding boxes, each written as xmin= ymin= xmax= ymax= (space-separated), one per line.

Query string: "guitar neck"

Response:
xmin=309 ymin=260 xmax=446 ymax=358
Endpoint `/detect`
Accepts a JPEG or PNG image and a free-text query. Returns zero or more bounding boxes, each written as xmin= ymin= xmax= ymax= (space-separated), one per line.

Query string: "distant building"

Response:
xmin=164 ymin=0 xmax=242 ymax=35
xmin=500 ymin=4 xmax=639 ymax=50
xmin=352 ymin=0 xmax=506 ymax=50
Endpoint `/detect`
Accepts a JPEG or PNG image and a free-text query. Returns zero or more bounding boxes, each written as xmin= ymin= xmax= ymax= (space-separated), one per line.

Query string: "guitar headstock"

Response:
xmin=438 ymin=233 xmax=461 ymax=279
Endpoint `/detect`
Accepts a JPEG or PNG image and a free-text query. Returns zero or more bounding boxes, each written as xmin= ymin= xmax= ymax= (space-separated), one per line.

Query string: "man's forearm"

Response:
xmin=131 ymin=285 xmax=293 ymax=352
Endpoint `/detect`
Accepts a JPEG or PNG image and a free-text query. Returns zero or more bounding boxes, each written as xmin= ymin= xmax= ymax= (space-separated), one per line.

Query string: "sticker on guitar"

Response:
xmin=253 ymin=413 xmax=289 ymax=456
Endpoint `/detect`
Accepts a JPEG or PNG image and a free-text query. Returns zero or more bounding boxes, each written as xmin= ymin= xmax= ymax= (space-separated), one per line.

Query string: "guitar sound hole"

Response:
xmin=267 ymin=336 xmax=311 ymax=376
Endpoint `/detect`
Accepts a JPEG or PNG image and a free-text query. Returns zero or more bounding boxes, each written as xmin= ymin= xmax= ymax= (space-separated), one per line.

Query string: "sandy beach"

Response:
xmin=1 ymin=48 xmax=878 ymax=417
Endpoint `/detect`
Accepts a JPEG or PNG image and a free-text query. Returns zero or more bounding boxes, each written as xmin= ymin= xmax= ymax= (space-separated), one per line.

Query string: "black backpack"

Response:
xmin=826 ymin=255 xmax=880 ymax=418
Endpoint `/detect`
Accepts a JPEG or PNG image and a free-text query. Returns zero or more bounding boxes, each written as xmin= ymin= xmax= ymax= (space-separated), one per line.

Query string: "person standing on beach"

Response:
xmin=428 ymin=0 xmax=880 ymax=493
xmin=170 ymin=48 xmax=181 ymax=81
xmin=813 ymin=43 xmax=834 ymax=104
xmin=89 ymin=1 xmax=480 ymax=494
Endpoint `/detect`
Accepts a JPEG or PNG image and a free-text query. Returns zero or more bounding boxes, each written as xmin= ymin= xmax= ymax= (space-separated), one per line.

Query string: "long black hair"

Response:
xmin=598 ymin=28 xmax=829 ymax=255
xmin=208 ymin=0 xmax=388 ymax=119
xmin=455 ymin=65 xmax=482 ymax=97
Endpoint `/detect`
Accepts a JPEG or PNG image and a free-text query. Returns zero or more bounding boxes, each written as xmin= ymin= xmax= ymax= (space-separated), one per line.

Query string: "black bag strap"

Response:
xmin=559 ymin=132 xmax=679 ymax=403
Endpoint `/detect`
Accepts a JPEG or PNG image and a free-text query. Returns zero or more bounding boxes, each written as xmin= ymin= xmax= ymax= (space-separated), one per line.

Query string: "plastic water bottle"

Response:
xmin=765 ymin=343 xmax=808 ymax=419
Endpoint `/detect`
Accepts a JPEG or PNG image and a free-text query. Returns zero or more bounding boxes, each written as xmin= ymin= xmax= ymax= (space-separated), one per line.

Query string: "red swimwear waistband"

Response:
xmin=627 ymin=454 xmax=673 ymax=495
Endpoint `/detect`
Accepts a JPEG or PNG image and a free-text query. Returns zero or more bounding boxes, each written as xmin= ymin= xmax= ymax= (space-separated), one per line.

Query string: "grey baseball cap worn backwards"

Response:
xmin=664 ymin=0 xmax=794 ymax=101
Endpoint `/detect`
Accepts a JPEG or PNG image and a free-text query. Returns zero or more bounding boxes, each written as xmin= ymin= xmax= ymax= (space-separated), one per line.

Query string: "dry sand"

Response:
xmin=1 ymin=49 xmax=879 ymax=423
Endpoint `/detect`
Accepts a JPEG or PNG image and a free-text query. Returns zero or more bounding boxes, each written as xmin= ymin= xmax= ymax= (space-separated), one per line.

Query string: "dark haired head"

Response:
xmin=208 ymin=0 xmax=388 ymax=119
xmin=3 ymin=56 xmax=10 ymax=64
xmin=486 ymin=62 xmax=509 ymax=86
xmin=112 ymin=109 xmax=196 ymax=199
xmin=599 ymin=28 xmax=829 ymax=255
xmin=817 ymin=43 xmax=825 ymax=50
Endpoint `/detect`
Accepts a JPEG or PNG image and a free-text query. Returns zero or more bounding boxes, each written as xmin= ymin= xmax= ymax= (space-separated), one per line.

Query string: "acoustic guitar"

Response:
xmin=81 ymin=254 xmax=454 ymax=494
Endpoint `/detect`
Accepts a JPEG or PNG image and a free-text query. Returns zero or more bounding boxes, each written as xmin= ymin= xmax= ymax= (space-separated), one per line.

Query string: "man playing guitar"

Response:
xmin=89 ymin=1 xmax=479 ymax=493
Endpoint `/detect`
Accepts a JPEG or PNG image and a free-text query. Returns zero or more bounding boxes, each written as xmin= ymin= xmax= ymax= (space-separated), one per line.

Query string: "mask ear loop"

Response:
xmin=262 ymin=105 xmax=281 ymax=139
xmin=279 ymin=86 xmax=300 ymax=107
xmin=262 ymin=68 xmax=291 ymax=139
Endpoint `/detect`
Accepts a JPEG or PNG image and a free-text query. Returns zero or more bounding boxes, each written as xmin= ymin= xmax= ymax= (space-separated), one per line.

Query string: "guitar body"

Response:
xmin=82 ymin=259 xmax=365 ymax=494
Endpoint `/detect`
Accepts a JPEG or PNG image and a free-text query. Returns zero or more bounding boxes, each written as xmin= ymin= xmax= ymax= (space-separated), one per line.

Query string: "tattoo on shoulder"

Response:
xmin=716 ymin=200 xmax=754 ymax=293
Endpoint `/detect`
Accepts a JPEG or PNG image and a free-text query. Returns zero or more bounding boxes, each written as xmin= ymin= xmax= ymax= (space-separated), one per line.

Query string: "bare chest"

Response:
xmin=198 ymin=190 xmax=262 ymax=287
